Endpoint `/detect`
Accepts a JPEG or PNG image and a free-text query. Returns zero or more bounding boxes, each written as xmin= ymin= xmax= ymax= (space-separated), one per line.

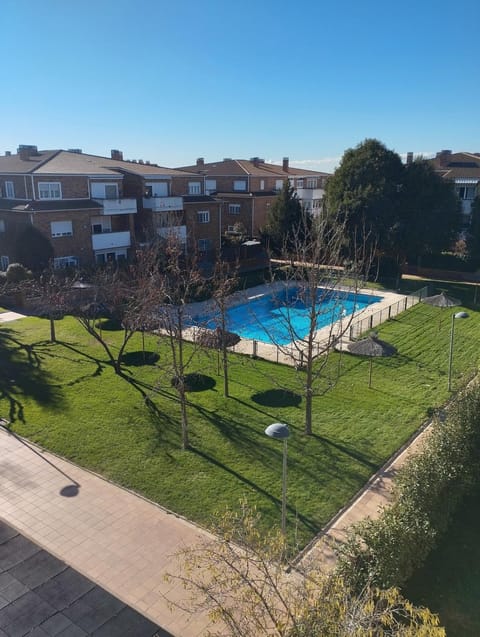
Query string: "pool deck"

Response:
xmin=184 ymin=284 xmax=408 ymax=367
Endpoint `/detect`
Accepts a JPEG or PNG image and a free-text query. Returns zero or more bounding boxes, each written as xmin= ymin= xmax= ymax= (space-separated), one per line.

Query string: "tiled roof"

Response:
xmin=177 ymin=158 xmax=330 ymax=178
xmin=0 ymin=150 xmax=199 ymax=178
xmin=0 ymin=150 xmax=60 ymax=174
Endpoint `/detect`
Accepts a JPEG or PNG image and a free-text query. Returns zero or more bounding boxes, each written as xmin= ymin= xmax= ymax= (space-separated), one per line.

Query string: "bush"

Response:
xmin=336 ymin=384 xmax=480 ymax=589
xmin=5 ymin=263 xmax=32 ymax=283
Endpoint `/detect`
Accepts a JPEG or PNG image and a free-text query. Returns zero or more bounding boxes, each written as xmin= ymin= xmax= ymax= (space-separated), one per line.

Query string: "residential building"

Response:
xmin=430 ymin=150 xmax=480 ymax=229
xmin=176 ymin=157 xmax=330 ymax=238
xmin=0 ymin=146 xmax=221 ymax=270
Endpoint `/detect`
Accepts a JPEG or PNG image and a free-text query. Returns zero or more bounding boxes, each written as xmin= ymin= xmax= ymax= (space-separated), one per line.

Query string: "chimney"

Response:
xmin=196 ymin=157 xmax=205 ymax=168
xmin=436 ymin=150 xmax=452 ymax=167
xmin=111 ymin=149 xmax=123 ymax=161
xmin=406 ymin=152 xmax=413 ymax=165
xmin=250 ymin=157 xmax=259 ymax=167
xmin=5 ymin=151 xmax=11 ymax=157
xmin=282 ymin=157 xmax=289 ymax=172
xmin=68 ymin=148 xmax=82 ymax=154
xmin=18 ymin=148 xmax=30 ymax=161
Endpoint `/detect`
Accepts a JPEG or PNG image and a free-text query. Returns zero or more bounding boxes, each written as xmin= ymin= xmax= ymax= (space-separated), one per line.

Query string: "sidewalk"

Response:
xmin=0 ymin=429 xmax=213 ymax=637
xmin=0 ymin=311 xmax=26 ymax=323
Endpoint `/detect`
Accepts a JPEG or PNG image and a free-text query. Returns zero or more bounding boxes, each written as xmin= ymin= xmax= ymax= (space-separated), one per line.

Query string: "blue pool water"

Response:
xmin=190 ymin=287 xmax=383 ymax=346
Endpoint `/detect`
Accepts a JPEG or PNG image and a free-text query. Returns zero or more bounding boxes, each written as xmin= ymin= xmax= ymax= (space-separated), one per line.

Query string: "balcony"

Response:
xmin=94 ymin=198 xmax=138 ymax=215
xmin=157 ymin=225 xmax=187 ymax=244
xmin=92 ymin=231 xmax=131 ymax=251
xmin=295 ymin=187 xmax=325 ymax=201
xmin=143 ymin=196 xmax=183 ymax=212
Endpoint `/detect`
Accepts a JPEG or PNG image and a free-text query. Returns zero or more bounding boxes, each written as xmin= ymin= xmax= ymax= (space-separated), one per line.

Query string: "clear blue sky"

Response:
xmin=2 ymin=0 xmax=479 ymax=173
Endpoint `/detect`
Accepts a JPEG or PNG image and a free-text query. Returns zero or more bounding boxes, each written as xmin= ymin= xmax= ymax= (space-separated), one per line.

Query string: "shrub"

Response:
xmin=336 ymin=384 xmax=480 ymax=589
xmin=5 ymin=263 xmax=32 ymax=283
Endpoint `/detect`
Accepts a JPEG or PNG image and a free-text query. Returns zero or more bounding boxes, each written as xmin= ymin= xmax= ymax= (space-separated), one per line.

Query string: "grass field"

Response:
xmin=1 ymin=285 xmax=479 ymax=550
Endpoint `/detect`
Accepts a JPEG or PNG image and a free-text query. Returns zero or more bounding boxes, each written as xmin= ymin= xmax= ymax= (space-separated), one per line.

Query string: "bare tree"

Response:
xmin=166 ymin=502 xmax=445 ymax=636
xmin=262 ymin=209 xmax=372 ymax=435
xmin=156 ymin=237 xmax=205 ymax=450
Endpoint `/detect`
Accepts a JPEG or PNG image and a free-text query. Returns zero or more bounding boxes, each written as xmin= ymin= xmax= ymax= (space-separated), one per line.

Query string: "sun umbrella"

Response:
xmin=421 ymin=292 xmax=460 ymax=308
xmin=196 ymin=327 xmax=240 ymax=349
xmin=346 ymin=335 xmax=397 ymax=387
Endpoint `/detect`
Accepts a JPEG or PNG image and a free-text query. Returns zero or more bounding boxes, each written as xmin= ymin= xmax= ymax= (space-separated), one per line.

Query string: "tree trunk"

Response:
xmin=49 ymin=318 xmax=56 ymax=343
xmin=304 ymin=354 xmax=314 ymax=435
xmin=222 ymin=344 xmax=229 ymax=398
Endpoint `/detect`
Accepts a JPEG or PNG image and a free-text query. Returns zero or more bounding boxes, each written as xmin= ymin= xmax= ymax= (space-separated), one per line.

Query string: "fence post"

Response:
xmin=252 ymin=340 xmax=257 ymax=358
xmin=369 ymin=315 xmax=373 ymax=329
xmin=404 ymin=297 xmax=408 ymax=310
xmin=388 ymin=305 xmax=392 ymax=320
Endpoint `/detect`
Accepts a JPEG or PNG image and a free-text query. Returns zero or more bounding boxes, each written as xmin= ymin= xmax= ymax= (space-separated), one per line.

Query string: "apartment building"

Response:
xmin=430 ymin=150 xmax=480 ymax=229
xmin=177 ymin=157 xmax=330 ymax=238
xmin=0 ymin=146 xmax=222 ymax=270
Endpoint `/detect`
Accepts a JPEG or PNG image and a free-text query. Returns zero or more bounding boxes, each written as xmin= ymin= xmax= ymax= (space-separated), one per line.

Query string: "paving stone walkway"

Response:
xmin=0 ymin=429 xmax=213 ymax=637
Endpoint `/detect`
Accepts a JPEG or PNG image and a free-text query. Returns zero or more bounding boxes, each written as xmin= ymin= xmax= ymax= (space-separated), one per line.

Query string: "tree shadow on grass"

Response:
xmin=121 ymin=351 xmax=160 ymax=366
xmin=189 ymin=444 xmax=319 ymax=535
xmin=0 ymin=329 xmax=64 ymax=425
xmin=251 ymin=388 xmax=302 ymax=408
xmin=171 ymin=373 xmax=216 ymax=392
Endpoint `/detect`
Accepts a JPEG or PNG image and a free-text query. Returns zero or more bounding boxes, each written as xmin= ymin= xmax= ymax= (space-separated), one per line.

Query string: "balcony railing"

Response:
xmin=143 ymin=196 xmax=183 ymax=212
xmin=92 ymin=231 xmax=131 ymax=251
xmin=94 ymin=198 xmax=138 ymax=215
xmin=295 ymin=187 xmax=324 ymax=201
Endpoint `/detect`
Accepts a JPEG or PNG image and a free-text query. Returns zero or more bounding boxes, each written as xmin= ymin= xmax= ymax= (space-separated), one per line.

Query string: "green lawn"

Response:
xmin=404 ymin=487 xmax=480 ymax=637
xmin=1 ymin=295 xmax=479 ymax=549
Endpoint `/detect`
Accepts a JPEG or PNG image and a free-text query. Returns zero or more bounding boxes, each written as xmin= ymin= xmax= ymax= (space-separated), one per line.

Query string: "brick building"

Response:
xmin=0 ymin=146 xmax=222 ymax=269
xmin=176 ymin=156 xmax=331 ymax=239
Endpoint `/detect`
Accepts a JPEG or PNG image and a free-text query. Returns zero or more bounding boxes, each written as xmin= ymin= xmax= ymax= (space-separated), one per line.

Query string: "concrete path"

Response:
xmin=0 ymin=311 xmax=26 ymax=323
xmin=0 ymin=428 xmax=213 ymax=637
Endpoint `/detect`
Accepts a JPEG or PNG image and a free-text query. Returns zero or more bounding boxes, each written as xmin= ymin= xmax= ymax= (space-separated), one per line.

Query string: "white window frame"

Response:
xmin=0 ymin=220 xmax=5 ymax=233
xmin=188 ymin=182 xmax=201 ymax=195
xmin=260 ymin=179 xmax=265 ymax=191
xmin=228 ymin=204 xmax=241 ymax=215
xmin=297 ymin=179 xmax=304 ymax=188
xmin=233 ymin=180 xmax=247 ymax=191
xmin=53 ymin=256 xmax=79 ymax=268
xmin=91 ymin=216 xmax=111 ymax=234
xmin=197 ymin=210 xmax=210 ymax=224
xmin=38 ymin=182 xmax=62 ymax=200
xmin=198 ymin=238 xmax=211 ymax=252
xmin=306 ymin=178 xmax=317 ymax=189
xmin=275 ymin=180 xmax=283 ymax=191
xmin=50 ymin=220 xmax=73 ymax=237
xmin=0 ymin=255 xmax=9 ymax=271
xmin=5 ymin=181 xmax=15 ymax=198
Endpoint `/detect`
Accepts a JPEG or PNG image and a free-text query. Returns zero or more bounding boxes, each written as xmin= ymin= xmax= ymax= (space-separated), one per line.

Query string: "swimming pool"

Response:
xmin=190 ymin=286 xmax=383 ymax=346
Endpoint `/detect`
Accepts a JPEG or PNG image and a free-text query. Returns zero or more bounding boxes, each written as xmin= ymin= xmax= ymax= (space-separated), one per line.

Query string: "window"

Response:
xmin=91 ymin=182 xmax=119 ymax=199
xmin=53 ymin=256 xmax=79 ymax=268
xmin=188 ymin=182 xmax=201 ymax=195
xmin=95 ymin=249 xmax=127 ymax=264
xmin=233 ymin=180 xmax=247 ymax=191
xmin=39 ymin=182 xmax=62 ymax=200
xmin=197 ymin=210 xmax=210 ymax=223
xmin=307 ymin=178 xmax=317 ymax=189
xmin=275 ymin=180 xmax=283 ymax=191
xmin=457 ymin=186 xmax=476 ymax=200
xmin=205 ymin=179 xmax=217 ymax=194
xmin=51 ymin=220 xmax=73 ymax=237
xmin=0 ymin=220 xmax=5 ymax=233
xmin=260 ymin=180 xmax=265 ymax=191
xmin=91 ymin=216 xmax=111 ymax=234
xmin=1 ymin=256 xmax=9 ymax=271
xmin=297 ymin=179 xmax=304 ymax=188
xmin=198 ymin=238 xmax=211 ymax=252
xmin=228 ymin=204 xmax=241 ymax=214
xmin=5 ymin=181 xmax=15 ymax=198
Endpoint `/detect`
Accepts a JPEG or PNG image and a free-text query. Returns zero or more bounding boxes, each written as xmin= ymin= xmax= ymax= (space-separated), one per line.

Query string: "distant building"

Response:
xmin=0 ymin=146 xmax=221 ymax=269
xmin=176 ymin=157 xmax=331 ymax=238
xmin=430 ymin=150 xmax=480 ymax=229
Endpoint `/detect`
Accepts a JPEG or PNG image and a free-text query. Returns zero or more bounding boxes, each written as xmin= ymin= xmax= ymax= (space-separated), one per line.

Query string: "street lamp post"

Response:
xmin=448 ymin=311 xmax=468 ymax=391
xmin=265 ymin=423 xmax=290 ymax=535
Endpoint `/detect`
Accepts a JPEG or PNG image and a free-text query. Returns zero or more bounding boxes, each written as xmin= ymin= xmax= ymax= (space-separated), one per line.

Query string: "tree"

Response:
xmin=259 ymin=208 xmax=371 ymax=436
xmin=166 ymin=502 xmax=445 ymax=636
xmin=467 ymin=196 xmax=480 ymax=258
xmin=14 ymin=226 xmax=54 ymax=271
xmin=398 ymin=159 xmax=460 ymax=261
xmin=71 ymin=252 xmax=161 ymax=375
xmin=263 ymin=180 xmax=311 ymax=257
xmin=324 ymin=139 xmax=404 ymax=267
xmin=156 ymin=237 xmax=205 ymax=450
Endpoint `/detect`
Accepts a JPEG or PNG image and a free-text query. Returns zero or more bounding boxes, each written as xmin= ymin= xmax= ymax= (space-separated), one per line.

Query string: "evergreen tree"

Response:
xmin=263 ymin=180 xmax=311 ymax=256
